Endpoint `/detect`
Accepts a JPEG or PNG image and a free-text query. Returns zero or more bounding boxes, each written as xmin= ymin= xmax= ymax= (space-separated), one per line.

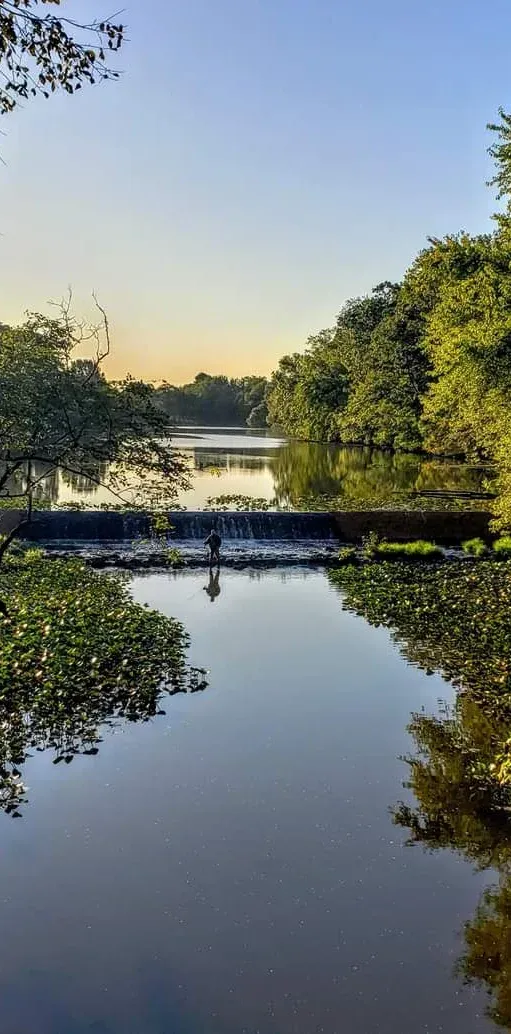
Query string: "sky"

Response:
xmin=1 ymin=0 xmax=511 ymax=383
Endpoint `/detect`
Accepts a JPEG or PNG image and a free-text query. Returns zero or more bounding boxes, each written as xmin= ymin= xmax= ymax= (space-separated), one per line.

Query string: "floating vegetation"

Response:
xmin=0 ymin=555 xmax=206 ymax=815
xmin=329 ymin=557 xmax=511 ymax=1027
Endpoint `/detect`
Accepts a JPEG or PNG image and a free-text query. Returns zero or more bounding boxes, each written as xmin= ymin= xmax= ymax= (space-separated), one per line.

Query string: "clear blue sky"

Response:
xmin=1 ymin=0 xmax=510 ymax=381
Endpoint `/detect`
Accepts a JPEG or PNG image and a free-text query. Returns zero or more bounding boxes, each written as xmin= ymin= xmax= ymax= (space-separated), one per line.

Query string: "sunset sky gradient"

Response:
xmin=1 ymin=0 xmax=511 ymax=382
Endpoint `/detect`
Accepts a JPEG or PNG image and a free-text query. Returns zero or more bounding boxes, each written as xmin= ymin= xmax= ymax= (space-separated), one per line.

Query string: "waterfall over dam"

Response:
xmin=17 ymin=508 xmax=492 ymax=546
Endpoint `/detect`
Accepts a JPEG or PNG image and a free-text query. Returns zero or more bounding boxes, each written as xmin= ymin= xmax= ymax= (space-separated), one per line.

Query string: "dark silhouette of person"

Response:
xmin=204 ymin=567 xmax=221 ymax=603
xmin=204 ymin=528 xmax=222 ymax=567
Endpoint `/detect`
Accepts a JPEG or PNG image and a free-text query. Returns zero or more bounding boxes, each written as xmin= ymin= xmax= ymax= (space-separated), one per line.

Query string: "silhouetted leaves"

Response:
xmin=0 ymin=0 xmax=125 ymax=116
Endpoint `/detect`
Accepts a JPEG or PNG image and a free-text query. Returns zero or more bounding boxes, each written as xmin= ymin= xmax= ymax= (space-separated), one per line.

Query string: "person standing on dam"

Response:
xmin=204 ymin=528 xmax=222 ymax=567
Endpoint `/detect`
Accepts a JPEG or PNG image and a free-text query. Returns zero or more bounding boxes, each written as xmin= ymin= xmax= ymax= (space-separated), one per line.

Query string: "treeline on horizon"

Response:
xmin=265 ymin=109 xmax=511 ymax=528
xmin=154 ymin=373 xmax=268 ymax=428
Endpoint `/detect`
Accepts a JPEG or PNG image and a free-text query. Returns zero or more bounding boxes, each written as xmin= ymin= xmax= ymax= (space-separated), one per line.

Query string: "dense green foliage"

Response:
xmin=155 ymin=373 xmax=268 ymax=427
xmin=267 ymin=113 xmax=511 ymax=527
xmin=0 ymin=553 xmax=206 ymax=815
xmin=494 ymin=536 xmax=511 ymax=555
xmin=329 ymin=559 xmax=511 ymax=1026
xmin=0 ymin=0 xmax=125 ymax=115
xmin=266 ymin=330 xmax=348 ymax=440
xmin=0 ymin=307 xmax=190 ymax=548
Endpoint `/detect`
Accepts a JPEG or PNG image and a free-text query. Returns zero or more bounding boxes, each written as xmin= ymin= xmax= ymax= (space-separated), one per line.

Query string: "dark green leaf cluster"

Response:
xmin=266 ymin=330 xmax=349 ymax=440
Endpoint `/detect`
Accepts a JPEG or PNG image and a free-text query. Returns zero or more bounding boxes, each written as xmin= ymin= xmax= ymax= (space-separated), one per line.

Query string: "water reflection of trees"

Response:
xmin=0 ymin=460 xmax=60 ymax=506
xmin=192 ymin=449 xmax=274 ymax=472
xmin=3 ymin=444 xmax=492 ymax=509
xmin=60 ymin=463 xmax=106 ymax=495
xmin=271 ymin=443 xmax=490 ymax=508
xmin=329 ymin=560 xmax=511 ymax=1029
xmin=0 ymin=459 xmax=117 ymax=505
xmin=0 ymin=557 xmax=207 ymax=816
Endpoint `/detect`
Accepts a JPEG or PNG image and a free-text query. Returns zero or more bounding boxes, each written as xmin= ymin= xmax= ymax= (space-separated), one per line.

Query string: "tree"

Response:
xmin=246 ymin=401 xmax=268 ymax=428
xmin=267 ymin=330 xmax=349 ymax=440
xmin=333 ymin=280 xmax=433 ymax=450
xmin=267 ymin=283 xmax=429 ymax=450
xmin=336 ymin=281 xmax=400 ymax=347
xmin=236 ymin=376 xmax=268 ymax=426
xmin=0 ymin=0 xmax=124 ymax=115
xmin=0 ymin=298 xmax=190 ymax=558
xmin=154 ymin=373 xmax=269 ymax=427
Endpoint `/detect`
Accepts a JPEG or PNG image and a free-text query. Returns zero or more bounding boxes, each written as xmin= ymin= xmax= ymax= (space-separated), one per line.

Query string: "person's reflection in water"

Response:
xmin=204 ymin=567 xmax=221 ymax=603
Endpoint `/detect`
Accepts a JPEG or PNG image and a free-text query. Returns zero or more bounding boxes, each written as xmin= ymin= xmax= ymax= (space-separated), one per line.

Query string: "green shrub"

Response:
xmin=375 ymin=539 xmax=443 ymax=560
xmin=462 ymin=537 xmax=488 ymax=557
xmin=493 ymin=536 xmax=511 ymax=556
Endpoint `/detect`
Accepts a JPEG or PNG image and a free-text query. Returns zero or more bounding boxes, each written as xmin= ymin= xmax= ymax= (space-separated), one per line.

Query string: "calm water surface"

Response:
xmin=52 ymin=427 xmax=492 ymax=509
xmin=0 ymin=569 xmax=496 ymax=1033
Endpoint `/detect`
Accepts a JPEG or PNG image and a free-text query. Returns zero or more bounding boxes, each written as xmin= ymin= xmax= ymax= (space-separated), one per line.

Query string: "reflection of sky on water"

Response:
xmin=0 ymin=569 xmax=493 ymax=1033
xmin=48 ymin=427 xmax=495 ymax=510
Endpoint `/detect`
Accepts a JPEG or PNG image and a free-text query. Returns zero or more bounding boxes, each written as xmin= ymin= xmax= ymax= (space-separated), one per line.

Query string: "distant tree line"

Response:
xmin=154 ymin=373 xmax=269 ymax=428
xmin=266 ymin=109 xmax=511 ymax=528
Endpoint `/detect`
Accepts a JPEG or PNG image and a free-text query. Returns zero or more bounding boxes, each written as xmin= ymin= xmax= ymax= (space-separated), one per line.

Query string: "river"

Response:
xmin=53 ymin=427 xmax=492 ymax=510
xmin=0 ymin=567 xmax=499 ymax=1033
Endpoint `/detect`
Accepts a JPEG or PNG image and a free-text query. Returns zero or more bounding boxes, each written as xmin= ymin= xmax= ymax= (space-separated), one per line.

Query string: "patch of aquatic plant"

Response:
xmin=0 ymin=497 xmax=51 ymax=511
xmin=0 ymin=556 xmax=206 ymax=816
xmin=376 ymin=539 xmax=443 ymax=560
xmin=339 ymin=541 xmax=444 ymax=564
xmin=359 ymin=534 xmax=443 ymax=561
xmin=462 ymin=537 xmax=488 ymax=557
xmin=329 ymin=558 xmax=511 ymax=728
xmin=204 ymin=494 xmax=276 ymax=512
xmin=493 ymin=535 xmax=511 ymax=556
xmin=337 ymin=546 xmax=358 ymax=565
xmin=330 ymin=557 xmax=511 ymax=1030
xmin=55 ymin=501 xmax=187 ymax=512
xmin=361 ymin=531 xmax=382 ymax=559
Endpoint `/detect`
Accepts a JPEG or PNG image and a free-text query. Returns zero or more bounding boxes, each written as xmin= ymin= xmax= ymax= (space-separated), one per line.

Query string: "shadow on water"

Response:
xmin=0 ymin=556 xmax=207 ymax=816
xmin=329 ymin=559 xmax=511 ymax=1030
